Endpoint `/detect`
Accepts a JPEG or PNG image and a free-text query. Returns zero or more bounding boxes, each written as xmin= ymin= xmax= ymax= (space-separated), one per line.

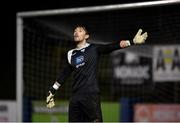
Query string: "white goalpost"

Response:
xmin=16 ymin=17 xmax=23 ymax=122
xmin=18 ymin=0 xmax=180 ymax=17
xmin=16 ymin=0 xmax=180 ymax=121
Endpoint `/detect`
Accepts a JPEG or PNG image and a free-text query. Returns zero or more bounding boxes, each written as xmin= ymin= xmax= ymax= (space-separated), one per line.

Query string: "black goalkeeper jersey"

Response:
xmin=57 ymin=42 xmax=121 ymax=94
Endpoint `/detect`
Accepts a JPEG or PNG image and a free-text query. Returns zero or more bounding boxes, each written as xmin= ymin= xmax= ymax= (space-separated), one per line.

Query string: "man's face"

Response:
xmin=74 ymin=27 xmax=89 ymax=42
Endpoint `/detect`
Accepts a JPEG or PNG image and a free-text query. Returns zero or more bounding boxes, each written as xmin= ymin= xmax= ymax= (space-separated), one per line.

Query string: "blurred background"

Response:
xmin=1 ymin=0 xmax=180 ymax=122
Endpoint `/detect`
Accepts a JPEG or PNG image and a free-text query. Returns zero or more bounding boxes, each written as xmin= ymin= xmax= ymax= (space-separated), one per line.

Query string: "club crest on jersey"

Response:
xmin=75 ymin=56 xmax=85 ymax=68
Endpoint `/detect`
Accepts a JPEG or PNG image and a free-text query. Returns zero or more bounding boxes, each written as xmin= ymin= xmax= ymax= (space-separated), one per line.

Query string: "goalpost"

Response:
xmin=16 ymin=0 xmax=180 ymax=121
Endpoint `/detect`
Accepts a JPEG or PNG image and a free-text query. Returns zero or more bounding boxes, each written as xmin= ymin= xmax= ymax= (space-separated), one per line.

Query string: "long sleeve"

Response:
xmin=56 ymin=59 xmax=74 ymax=85
xmin=97 ymin=41 xmax=122 ymax=54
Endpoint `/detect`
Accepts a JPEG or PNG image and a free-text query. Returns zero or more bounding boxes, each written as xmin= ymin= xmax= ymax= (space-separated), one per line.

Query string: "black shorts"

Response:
xmin=68 ymin=93 xmax=102 ymax=122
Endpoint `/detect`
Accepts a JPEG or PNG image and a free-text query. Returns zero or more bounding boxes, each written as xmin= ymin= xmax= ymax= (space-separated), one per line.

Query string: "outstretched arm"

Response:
xmin=97 ymin=41 xmax=120 ymax=54
xmin=120 ymin=29 xmax=148 ymax=47
xmin=98 ymin=29 xmax=148 ymax=54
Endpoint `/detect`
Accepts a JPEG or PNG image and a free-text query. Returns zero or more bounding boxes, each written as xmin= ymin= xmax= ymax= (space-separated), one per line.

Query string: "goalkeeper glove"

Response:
xmin=46 ymin=91 xmax=55 ymax=108
xmin=133 ymin=29 xmax=148 ymax=44
xmin=46 ymin=82 xmax=61 ymax=108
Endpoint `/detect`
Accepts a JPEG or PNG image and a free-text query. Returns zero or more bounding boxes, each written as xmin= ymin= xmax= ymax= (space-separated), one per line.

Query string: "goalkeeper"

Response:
xmin=46 ymin=24 xmax=148 ymax=122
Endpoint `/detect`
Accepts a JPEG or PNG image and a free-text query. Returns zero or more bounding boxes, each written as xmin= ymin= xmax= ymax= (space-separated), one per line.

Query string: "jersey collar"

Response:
xmin=76 ymin=43 xmax=90 ymax=50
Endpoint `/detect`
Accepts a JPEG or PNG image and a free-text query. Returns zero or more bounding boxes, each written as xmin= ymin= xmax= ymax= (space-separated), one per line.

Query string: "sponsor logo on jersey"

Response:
xmin=75 ymin=56 xmax=85 ymax=68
